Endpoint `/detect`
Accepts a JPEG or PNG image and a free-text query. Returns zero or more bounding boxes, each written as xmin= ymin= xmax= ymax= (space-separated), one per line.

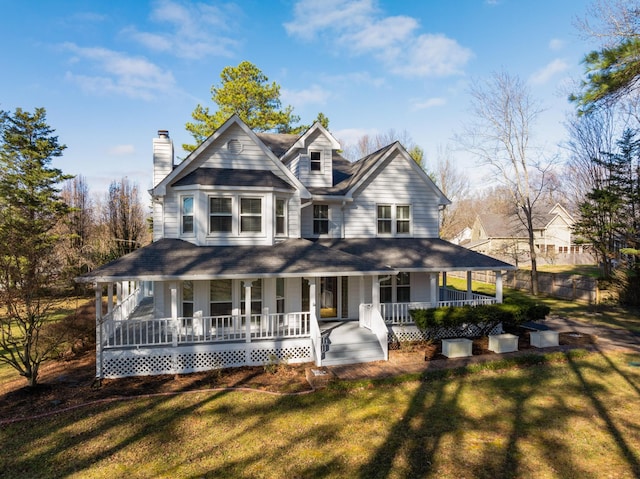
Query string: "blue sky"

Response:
xmin=2 ymin=0 xmax=596 ymax=197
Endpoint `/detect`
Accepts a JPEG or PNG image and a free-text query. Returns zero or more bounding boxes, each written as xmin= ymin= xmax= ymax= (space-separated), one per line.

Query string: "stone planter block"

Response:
xmin=488 ymin=333 xmax=519 ymax=353
xmin=442 ymin=338 xmax=473 ymax=358
xmin=529 ymin=330 xmax=559 ymax=348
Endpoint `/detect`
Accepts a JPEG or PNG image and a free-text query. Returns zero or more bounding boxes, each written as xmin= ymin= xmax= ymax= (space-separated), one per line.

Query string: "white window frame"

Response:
xmin=208 ymin=196 xmax=233 ymax=234
xmin=313 ymin=204 xmax=329 ymax=236
xmin=240 ymin=197 xmax=263 ymax=235
xmin=182 ymin=281 xmax=194 ymax=326
xmin=377 ymin=204 xmax=412 ymax=236
xmin=275 ymin=198 xmax=287 ymax=236
xmin=310 ymin=150 xmax=322 ymax=172
xmin=181 ymin=195 xmax=194 ymax=236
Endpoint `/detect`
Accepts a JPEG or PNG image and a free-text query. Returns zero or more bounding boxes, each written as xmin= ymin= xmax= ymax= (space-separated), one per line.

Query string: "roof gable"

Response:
xmin=280 ymin=122 xmax=340 ymax=162
xmin=346 ymin=142 xmax=450 ymax=204
xmin=151 ymin=115 xmax=310 ymax=198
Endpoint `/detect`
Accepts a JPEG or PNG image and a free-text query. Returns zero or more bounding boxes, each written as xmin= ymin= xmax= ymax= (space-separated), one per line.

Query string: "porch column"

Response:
xmin=244 ymin=280 xmax=253 ymax=343
xmin=466 ymin=271 xmax=473 ymax=301
xmin=308 ymin=278 xmax=317 ymax=324
xmin=116 ymin=281 xmax=122 ymax=306
xmin=307 ymin=278 xmax=322 ymax=366
xmin=358 ymin=276 xmax=365 ymax=307
xmin=170 ymin=282 xmax=178 ymax=347
xmin=430 ymin=273 xmax=438 ymax=307
xmin=372 ymin=276 xmax=380 ymax=309
xmin=496 ymin=271 xmax=503 ymax=303
xmin=107 ymin=282 xmax=114 ymax=313
xmin=95 ymin=283 xmax=104 ymax=379
xmin=442 ymin=272 xmax=447 ymax=289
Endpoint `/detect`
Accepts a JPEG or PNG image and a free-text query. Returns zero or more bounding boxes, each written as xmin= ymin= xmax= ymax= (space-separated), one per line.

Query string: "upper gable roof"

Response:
xmin=343 ymin=142 xmax=450 ymax=204
xmin=151 ymin=115 xmax=310 ymax=198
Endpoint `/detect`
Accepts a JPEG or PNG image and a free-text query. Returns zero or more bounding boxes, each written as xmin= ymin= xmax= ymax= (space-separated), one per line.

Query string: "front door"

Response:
xmin=320 ymin=276 xmax=338 ymax=318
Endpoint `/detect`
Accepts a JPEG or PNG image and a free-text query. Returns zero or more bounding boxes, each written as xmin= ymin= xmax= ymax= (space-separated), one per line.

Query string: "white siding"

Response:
xmin=301 ymin=203 xmax=342 ymax=238
xmin=297 ymin=130 xmax=333 ymax=188
xmin=344 ymin=152 xmax=440 ymax=238
xmin=411 ymin=272 xmax=430 ymax=302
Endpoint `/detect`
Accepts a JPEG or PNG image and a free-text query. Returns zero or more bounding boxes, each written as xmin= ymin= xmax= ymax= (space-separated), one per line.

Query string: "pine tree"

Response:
xmin=0 ymin=107 xmax=72 ymax=387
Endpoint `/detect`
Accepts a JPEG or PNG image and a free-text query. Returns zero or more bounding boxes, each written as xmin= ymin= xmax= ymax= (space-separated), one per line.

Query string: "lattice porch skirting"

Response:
xmin=100 ymin=339 xmax=313 ymax=378
xmin=388 ymin=323 xmax=503 ymax=344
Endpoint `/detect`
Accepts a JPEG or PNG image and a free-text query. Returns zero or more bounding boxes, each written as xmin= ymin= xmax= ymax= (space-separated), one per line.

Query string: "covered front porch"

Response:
xmin=93 ymin=270 xmax=504 ymax=378
xmin=78 ymin=237 xmax=515 ymax=378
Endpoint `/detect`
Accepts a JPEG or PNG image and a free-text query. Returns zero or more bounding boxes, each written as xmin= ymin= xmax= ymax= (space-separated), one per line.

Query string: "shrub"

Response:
xmin=409 ymin=298 xmax=550 ymax=337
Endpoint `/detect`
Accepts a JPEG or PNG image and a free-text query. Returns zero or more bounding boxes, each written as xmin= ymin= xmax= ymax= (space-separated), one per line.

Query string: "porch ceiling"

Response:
xmin=76 ymin=238 xmax=393 ymax=283
xmin=315 ymin=238 xmax=516 ymax=272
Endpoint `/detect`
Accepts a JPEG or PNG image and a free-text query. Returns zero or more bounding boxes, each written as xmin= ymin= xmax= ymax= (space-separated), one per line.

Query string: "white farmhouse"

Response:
xmin=78 ymin=116 xmax=514 ymax=378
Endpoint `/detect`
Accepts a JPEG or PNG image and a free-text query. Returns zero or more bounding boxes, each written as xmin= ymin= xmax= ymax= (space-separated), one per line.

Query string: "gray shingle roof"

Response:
xmin=478 ymin=212 xmax=557 ymax=238
xmin=256 ymin=133 xmax=299 ymax=157
xmin=172 ymin=168 xmax=294 ymax=190
xmin=316 ymin=238 xmax=515 ymax=271
xmin=77 ymin=238 xmax=394 ymax=282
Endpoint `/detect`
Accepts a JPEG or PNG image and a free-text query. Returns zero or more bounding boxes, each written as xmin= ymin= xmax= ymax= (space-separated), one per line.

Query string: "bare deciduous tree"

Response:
xmin=433 ymin=144 xmax=470 ymax=239
xmin=103 ymin=178 xmax=148 ymax=259
xmin=458 ymin=71 xmax=555 ymax=295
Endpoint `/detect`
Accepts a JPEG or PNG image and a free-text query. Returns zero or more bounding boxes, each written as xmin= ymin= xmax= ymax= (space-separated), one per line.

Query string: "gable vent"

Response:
xmin=227 ymin=139 xmax=243 ymax=154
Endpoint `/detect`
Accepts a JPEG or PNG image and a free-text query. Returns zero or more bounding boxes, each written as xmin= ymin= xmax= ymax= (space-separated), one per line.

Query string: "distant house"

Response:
xmin=78 ymin=115 xmax=514 ymax=379
xmin=466 ymin=203 xmax=591 ymax=265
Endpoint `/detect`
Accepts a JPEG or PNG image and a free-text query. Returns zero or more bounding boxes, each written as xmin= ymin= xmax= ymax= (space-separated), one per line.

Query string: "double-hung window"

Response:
xmin=275 ymin=198 xmax=286 ymax=236
xmin=310 ymin=151 xmax=322 ymax=171
xmin=396 ymin=206 xmax=410 ymax=234
xmin=380 ymin=273 xmax=411 ymax=303
xmin=182 ymin=281 xmax=194 ymax=326
xmin=377 ymin=204 xmax=411 ymax=235
xmin=182 ymin=196 xmax=194 ymax=234
xmin=209 ymin=197 xmax=232 ymax=233
xmin=313 ymin=204 xmax=329 ymax=235
xmin=377 ymin=205 xmax=392 ymax=234
xmin=210 ymin=279 xmax=232 ymax=317
xmin=240 ymin=198 xmax=262 ymax=233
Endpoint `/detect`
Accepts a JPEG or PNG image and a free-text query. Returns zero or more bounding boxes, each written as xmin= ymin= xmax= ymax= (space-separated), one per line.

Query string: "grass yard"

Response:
xmin=1 ymin=350 xmax=639 ymax=478
xmin=444 ymin=277 xmax=640 ymax=334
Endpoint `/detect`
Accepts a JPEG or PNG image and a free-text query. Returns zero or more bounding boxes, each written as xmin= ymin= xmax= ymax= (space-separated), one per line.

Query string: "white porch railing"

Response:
xmin=103 ymin=312 xmax=311 ymax=348
xmin=359 ymin=304 xmax=388 ymax=360
xmin=378 ymin=292 xmax=498 ymax=325
xmin=112 ymin=285 xmax=144 ymax=321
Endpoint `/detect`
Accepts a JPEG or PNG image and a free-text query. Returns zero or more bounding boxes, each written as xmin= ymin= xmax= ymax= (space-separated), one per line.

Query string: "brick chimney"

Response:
xmin=153 ymin=129 xmax=174 ymax=187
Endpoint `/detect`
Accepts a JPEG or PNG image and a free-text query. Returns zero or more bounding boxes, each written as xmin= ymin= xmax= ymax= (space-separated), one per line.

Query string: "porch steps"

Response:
xmin=320 ymin=321 xmax=386 ymax=366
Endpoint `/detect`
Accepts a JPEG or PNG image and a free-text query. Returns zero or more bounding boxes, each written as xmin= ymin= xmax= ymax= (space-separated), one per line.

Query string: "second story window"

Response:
xmin=396 ymin=205 xmax=411 ymax=234
xmin=313 ymin=204 xmax=329 ymax=235
xmin=182 ymin=196 xmax=194 ymax=234
xmin=240 ymin=198 xmax=262 ymax=233
xmin=377 ymin=205 xmax=392 ymax=234
xmin=310 ymin=151 xmax=322 ymax=171
xmin=275 ymin=198 xmax=286 ymax=236
xmin=377 ymin=204 xmax=411 ymax=236
xmin=209 ymin=197 xmax=232 ymax=233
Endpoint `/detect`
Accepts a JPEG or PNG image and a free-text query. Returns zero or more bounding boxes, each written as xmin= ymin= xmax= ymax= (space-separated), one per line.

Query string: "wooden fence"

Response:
xmin=449 ymin=270 xmax=607 ymax=303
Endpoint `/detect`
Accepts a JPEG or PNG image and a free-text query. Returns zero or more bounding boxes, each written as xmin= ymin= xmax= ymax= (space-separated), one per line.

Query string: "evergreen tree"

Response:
xmin=184 ymin=61 xmax=301 ymax=151
xmin=0 ymin=107 xmax=72 ymax=387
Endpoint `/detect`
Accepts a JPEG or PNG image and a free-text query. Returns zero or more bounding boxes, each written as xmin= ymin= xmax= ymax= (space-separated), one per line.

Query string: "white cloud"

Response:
xmin=549 ymin=38 xmax=565 ymax=51
xmin=529 ymin=58 xmax=570 ymax=85
xmin=284 ymin=0 xmax=472 ymax=78
xmin=411 ymin=97 xmax=446 ymax=110
xmin=108 ymin=144 xmax=136 ymax=156
xmin=334 ymin=127 xmax=378 ymax=146
xmin=125 ymin=0 xmax=239 ymax=59
xmin=391 ymin=34 xmax=473 ymax=77
xmin=282 ymin=85 xmax=331 ymax=107
xmin=62 ymin=42 xmax=175 ymax=100
xmin=284 ymin=0 xmax=377 ymax=41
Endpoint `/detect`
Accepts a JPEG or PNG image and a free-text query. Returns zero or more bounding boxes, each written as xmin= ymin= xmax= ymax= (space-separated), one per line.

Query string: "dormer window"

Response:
xmin=310 ymin=151 xmax=322 ymax=171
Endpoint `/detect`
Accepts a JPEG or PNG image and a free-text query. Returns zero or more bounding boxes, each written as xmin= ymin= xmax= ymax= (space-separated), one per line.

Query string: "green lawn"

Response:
xmin=1 ymin=350 xmax=640 ymax=478
xmin=444 ymin=276 xmax=640 ymax=334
